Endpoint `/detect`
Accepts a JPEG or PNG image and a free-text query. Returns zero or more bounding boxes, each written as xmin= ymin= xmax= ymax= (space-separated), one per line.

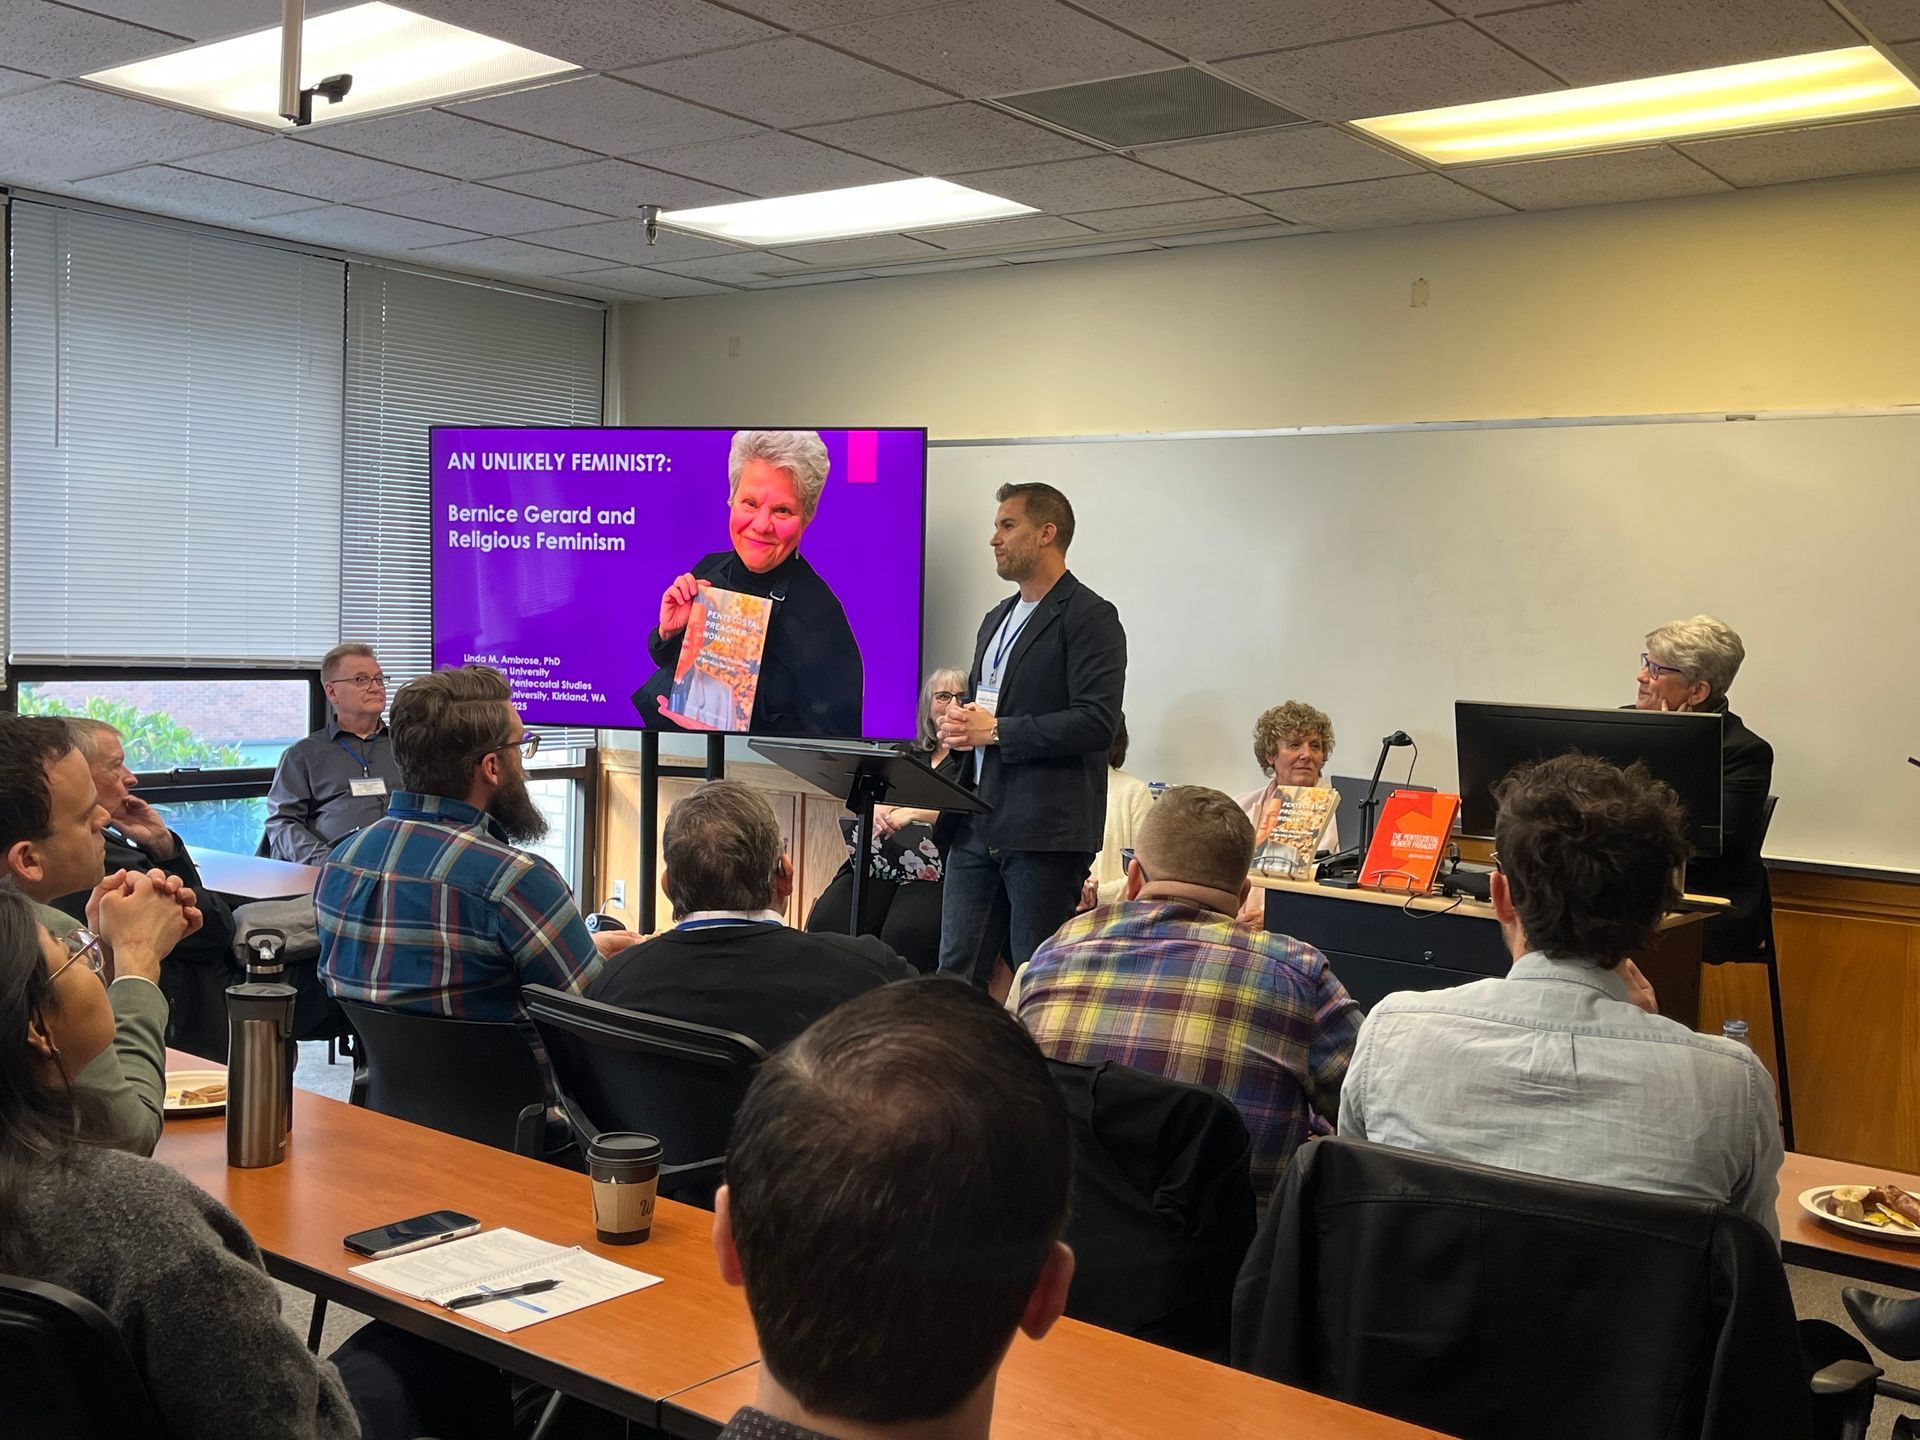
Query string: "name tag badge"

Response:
xmin=974 ymin=686 xmax=1000 ymax=717
xmin=349 ymin=777 xmax=389 ymax=799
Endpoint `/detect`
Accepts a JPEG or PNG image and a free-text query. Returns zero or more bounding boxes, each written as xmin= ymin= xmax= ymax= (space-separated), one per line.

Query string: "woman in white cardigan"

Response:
xmin=1084 ymin=715 xmax=1158 ymax=908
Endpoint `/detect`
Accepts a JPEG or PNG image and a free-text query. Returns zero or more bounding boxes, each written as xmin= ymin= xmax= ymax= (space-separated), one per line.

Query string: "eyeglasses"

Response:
xmin=1639 ymin=653 xmax=1686 ymax=681
xmin=329 ymin=672 xmax=389 ymax=692
xmin=469 ymin=732 xmax=540 ymax=764
xmin=931 ymin=690 xmax=964 ymax=704
xmin=49 ymin=928 xmax=105 ymax=984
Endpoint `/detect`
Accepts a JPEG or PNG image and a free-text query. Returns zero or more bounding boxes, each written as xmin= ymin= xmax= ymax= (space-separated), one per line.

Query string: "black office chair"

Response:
xmin=1046 ymin=1057 xmax=1257 ymax=1360
xmin=337 ymin=1000 xmax=547 ymax=1157
xmin=1841 ymin=1289 xmax=1920 ymax=1438
xmin=523 ymin=985 xmax=767 ymax=1210
xmin=0 ymin=1275 xmax=165 ymax=1439
xmin=1233 ymin=1135 xmax=1882 ymax=1440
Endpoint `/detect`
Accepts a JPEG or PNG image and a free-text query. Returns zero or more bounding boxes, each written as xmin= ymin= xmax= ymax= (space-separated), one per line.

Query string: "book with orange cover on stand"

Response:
xmin=1359 ymin=790 xmax=1461 ymax=893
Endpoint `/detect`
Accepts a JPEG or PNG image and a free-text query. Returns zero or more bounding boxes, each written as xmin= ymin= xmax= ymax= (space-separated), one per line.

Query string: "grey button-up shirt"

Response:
xmin=1339 ymin=951 xmax=1783 ymax=1243
xmin=264 ymin=718 xmax=403 ymax=865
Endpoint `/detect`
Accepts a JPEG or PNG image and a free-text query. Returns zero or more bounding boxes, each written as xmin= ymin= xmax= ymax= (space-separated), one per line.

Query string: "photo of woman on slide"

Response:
xmin=632 ymin=429 xmax=865 ymax=737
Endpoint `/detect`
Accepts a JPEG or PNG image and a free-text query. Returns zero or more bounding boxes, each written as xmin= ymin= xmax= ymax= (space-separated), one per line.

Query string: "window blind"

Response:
xmin=7 ymin=201 xmax=344 ymax=666
xmin=341 ymin=263 xmax=605 ymax=749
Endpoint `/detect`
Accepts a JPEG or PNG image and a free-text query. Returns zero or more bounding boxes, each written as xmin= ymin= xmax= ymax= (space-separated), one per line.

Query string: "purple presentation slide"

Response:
xmin=431 ymin=426 xmax=927 ymax=738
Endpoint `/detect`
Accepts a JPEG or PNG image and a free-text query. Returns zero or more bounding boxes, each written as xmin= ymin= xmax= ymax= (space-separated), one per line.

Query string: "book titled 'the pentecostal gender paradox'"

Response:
xmin=669 ymin=586 xmax=771 ymax=731
xmin=1252 ymin=786 xmax=1339 ymax=879
xmin=1359 ymin=789 xmax=1462 ymax=893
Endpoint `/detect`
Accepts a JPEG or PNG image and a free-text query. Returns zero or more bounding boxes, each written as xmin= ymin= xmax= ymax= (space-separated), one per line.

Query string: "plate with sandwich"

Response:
xmin=164 ymin=1069 xmax=228 ymax=1117
xmin=1799 ymin=1182 xmax=1920 ymax=1244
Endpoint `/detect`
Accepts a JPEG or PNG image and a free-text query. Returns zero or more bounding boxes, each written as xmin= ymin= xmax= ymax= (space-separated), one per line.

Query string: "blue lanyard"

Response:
xmin=991 ymin=605 xmax=1034 ymax=673
xmin=335 ymin=734 xmax=375 ymax=776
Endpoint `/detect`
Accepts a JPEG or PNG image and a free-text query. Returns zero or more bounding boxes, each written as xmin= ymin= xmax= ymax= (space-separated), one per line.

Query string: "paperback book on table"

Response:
xmin=669 ymin=586 xmax=772 ymax=731
xmin=1251 ymin=786 xmax=1339 ymax=879
xmin=1359 ymin=790 xmax=1462 ymax=893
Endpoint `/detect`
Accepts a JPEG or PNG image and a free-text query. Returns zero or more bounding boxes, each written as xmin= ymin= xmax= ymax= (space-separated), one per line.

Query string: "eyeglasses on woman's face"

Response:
xmin=48 ymin=928 xmax=105 ymax=985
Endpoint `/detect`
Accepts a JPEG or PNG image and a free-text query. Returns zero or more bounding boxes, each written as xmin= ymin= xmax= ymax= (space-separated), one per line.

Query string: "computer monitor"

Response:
xmin=1454 ymin=702 xmax=1724 ymax=857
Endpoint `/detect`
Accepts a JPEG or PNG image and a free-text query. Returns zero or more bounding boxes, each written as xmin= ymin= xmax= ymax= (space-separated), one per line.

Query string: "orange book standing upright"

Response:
xmin=1359 ymin=790 xmax=1461 ymax=892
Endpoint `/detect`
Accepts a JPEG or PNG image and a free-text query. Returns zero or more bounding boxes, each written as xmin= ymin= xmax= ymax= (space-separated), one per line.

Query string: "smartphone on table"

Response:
xmin=343 ymin=1210 xmax=481 ymax=1258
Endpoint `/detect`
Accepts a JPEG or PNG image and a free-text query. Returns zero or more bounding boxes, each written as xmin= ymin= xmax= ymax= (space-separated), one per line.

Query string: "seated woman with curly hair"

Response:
xmin=1234 ymin=700 xmax=1340 ymax=855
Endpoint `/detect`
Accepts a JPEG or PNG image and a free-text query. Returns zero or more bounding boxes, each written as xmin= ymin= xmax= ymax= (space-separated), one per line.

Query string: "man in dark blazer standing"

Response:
xmin=936 ymin=482 xmax=1126 ymax=988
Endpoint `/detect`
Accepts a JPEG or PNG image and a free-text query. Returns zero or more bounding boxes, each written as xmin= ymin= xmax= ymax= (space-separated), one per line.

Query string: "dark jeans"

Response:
xmin=936 ymin=822 xmax=1091 ymax=987
xmin=332 ymin=1322 xmax=513 ymax=1440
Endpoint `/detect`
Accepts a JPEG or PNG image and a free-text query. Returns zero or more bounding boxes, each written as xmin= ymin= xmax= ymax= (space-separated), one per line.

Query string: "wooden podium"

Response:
xmin=1255 ymin=876 xmax=1716 ymax=1028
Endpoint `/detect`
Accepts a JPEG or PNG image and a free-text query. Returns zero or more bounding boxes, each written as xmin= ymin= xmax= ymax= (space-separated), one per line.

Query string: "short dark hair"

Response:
xmin=389 ymin=666 xmax=514 ymax=801
xmin=727 ymin=978 xmax=1072 ymax=1423
xmin=661 ymin=780 xmax=783 ymax=919
xmin=995 ymin=481 xmax=1075 ymax=553
xmin=1493 ymin=753 xmax=1691 ymax=967
xmin=1107 ymin=711 xmax=1130 ymax=771
xmin=0 ymin=716 xmax=76 ymax=851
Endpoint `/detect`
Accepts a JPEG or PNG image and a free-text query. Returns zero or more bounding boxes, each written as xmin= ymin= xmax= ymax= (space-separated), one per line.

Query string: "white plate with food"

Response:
xmin=164 ymin=1070 xmax=228 ymax=1116
xmin=1799 ymin=1184 xmax=1920 ymax=1244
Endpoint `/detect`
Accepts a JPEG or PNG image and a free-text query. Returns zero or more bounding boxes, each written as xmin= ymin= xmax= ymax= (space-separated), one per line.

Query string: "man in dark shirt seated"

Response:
xmin=587 ymin=779 xmax=913 ymax=1050
xmin=710 ymin=978 xmax=1075 ymax=1440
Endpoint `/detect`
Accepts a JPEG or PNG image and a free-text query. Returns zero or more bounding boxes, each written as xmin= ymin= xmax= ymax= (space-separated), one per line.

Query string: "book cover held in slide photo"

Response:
xmin=1360 ymin=790 xmax=1462 ymax=893
xmin=669 ymin=587 xmax=771 ymax=732
xmin=1252 ymin=787 xmax=1338 ymax=878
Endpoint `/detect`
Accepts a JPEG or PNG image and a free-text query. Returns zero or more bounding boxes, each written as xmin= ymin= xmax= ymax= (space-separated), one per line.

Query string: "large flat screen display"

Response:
xmin=431 ymin=427 xmax=927 ymax=738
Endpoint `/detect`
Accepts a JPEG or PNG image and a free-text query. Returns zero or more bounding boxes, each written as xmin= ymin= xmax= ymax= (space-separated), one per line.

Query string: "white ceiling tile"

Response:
xmin=1065 ymin=195 xmax=1266 ymax=230
xmin=652 ymin=252 xmax=795 ymax=281
xmin=1453 ymin=146 xmax=1732 ymax=209
xmin=1219 ymin=23 xmax=1562 ymax=123
xmin=448 ymin=76 xmax=760 ymax=157
xmin=868 ymin=254 xmax=1012 ymax=274
xmin=633 ymin=131 xmax=909 ymax=194
xmin=957 ymin=154 xmax=1216 ymax=209
xmin=66 ymin=1 xmax=353 ymax=43
xmin=722 ymin=0 xmax=949 ymax=28
xmin=906 ymin=213 xmax=1095 ymax=247
xmin=797 ymin=102 xmax=1095 ymax=174
xmin=0 ymin=66 xmax=51 ymax=98
xmin=409 ymin=236 xmax=632 ymax=275
xmin=564 ymin=266 xmax=738 ymax=297
xmin=397 ymin=0 xmax=780 ymax=70
xmin=1069 ymin=0 xmax=1448 ymax=62
xmin=0 ymin=2 xmax=189 ymax=80
xmin=360 ymin=182 xmax=605 ymax=234
xmin=820 ymin=0 xmax=1176 ymax=98
xmin=1146 ymin=126 xmax=1415 ymax=192
xmin=0 ymin=84 xmax=260 ymax=185
xmin=1478 ymin=0 xmax=1859 ymax=88
xmin=1252 ymin=171 xmax=1512 ymax=228
xmin=176 ymin=138 xmax=442 ymax=202
xmin=513 ymin=218 xmax=744 ymax=264
xmin=1153 ymin=220 xmax=1309 ymax=245
xmin=768 ymin=233 xmax=949 ymax=264
xmin=488 ymin=159 xmax=748 ymax=215
xmin=742 ymin=270 xmax=876 ymax=286
xmin=1852 ymin=1 xmax=1920 ymax=43
xmin=1677 ymin=112 xmax=1920 ymax=186
xmin=296 ymin=108 xmax=601 ymax=180
xmin=255 ymin=204 xmax=484 ymax=249
xmin=1001 ymin=238 xmax=1161 ymax=261
xmin=72 ymin=164 xmax=317 ymax=219
xmin=620 ymin=37 xmax=950 ymax=128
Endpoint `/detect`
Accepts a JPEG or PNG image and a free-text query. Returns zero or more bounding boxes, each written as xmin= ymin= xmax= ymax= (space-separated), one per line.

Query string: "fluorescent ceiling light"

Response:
xmin=84 ymin=3 xmax=575 ymax=130
xmin=663 ymin=178 xmax=1037 ymax=246
xmin=1354 ymin=47 xmax=1920 ymax=165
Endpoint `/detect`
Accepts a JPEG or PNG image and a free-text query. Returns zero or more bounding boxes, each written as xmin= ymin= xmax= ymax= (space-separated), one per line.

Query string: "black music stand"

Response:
xmin=749 ymin=739 xmax=989 ymax=937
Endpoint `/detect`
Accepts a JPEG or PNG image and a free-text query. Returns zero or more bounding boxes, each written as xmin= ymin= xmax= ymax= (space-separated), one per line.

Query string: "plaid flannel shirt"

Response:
xmin=314 ymin=793 xmax=602 ymax=1077
xmin=1017 ymin=898 xmax=1363 ymax=1204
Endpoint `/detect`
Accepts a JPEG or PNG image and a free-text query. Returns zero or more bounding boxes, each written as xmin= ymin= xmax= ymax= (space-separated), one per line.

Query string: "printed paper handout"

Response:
xmin=349 ymin=1228 xmax=661 ymax=1333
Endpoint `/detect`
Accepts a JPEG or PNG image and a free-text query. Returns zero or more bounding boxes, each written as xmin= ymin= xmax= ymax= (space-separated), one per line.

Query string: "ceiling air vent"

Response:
xmin=996 ymin=67 xmax=1309 ymax=150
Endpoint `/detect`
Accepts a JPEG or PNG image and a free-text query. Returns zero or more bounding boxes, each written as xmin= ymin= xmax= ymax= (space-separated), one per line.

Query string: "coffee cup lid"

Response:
xmin=588 ymin=1131 xmax=662 ymax=1164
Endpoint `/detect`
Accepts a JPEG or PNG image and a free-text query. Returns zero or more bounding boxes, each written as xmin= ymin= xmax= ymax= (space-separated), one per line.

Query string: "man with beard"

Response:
xmin=936 ymin=483 xmax=1127 ymax=990
xmin=315 ymin=666 xmax=634 ymax=1070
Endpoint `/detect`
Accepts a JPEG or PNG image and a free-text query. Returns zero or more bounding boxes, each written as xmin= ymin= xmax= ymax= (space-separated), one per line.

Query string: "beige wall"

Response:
xmin=617 ymin=171 xmax=1920 ymax=436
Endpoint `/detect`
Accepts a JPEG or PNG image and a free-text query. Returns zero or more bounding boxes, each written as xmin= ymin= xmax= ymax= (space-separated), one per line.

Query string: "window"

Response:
xmin=7 ymin=202 xmax=345 ymax=666
xmin=15 ymin=672 xmax=315 ymax=772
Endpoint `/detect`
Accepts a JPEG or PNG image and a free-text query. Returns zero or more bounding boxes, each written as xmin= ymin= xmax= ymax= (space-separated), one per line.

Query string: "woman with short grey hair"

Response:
xmin=1634 ymin=613 xmax=1773 ymax=961
xmin=634 ymin=428 xmax=863 ymax=737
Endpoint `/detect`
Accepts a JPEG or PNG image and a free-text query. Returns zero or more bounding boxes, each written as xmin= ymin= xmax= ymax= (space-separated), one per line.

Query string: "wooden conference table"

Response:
xmin=152 ymin=1059 xmax=1451 ymax=1439
xmin=1778 ymin=1152 xmax=1920 ymax=1292
xmin=195 ymin=848 xmax=322 ymax=901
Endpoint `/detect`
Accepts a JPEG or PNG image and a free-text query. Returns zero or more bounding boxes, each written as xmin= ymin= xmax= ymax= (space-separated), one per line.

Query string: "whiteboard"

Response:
xmin=925 ymin=415 xmax=1920 ymax=875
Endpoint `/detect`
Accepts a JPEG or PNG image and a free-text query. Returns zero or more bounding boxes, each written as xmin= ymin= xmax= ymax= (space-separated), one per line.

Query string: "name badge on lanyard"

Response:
xmin=974 ymin=686 xmax=1000 ymax=718
xmin=349 ymin=777 xmax=388 ymax=798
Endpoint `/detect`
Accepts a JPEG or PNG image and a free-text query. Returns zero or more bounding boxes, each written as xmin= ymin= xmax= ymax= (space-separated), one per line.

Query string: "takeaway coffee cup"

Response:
xmin=587 ymin=1132 xmax=662 ymax=1244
